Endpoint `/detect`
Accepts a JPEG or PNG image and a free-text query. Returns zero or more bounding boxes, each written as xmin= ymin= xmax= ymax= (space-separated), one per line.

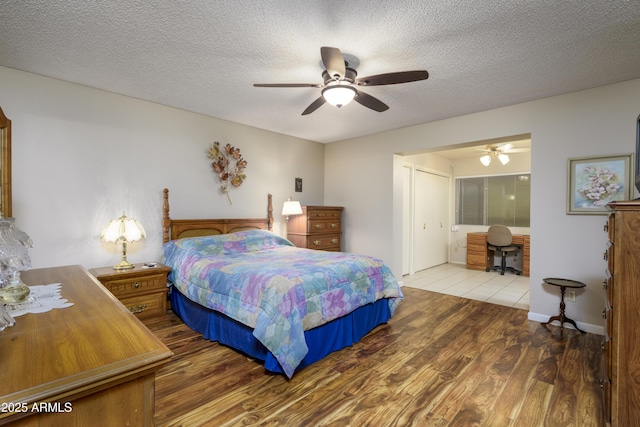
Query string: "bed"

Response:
xmin=160 ymin=188 xmax=403 ymax=378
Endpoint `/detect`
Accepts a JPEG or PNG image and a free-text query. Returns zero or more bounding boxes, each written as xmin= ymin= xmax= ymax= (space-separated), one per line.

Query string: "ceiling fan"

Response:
xmin=478 ymin=143 xmax=529 ymax=166
xmin=253 ymin=46 xmax=429 ymax=115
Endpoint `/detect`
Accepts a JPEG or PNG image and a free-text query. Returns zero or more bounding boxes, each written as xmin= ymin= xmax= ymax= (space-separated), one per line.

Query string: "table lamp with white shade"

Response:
xmin=101 ymin=212 xmax=146 ymax=270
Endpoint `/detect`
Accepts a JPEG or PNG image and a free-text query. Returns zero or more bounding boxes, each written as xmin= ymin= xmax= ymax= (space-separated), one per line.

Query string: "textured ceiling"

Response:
xmin=1 ymin=1 xmax=639 ymax=143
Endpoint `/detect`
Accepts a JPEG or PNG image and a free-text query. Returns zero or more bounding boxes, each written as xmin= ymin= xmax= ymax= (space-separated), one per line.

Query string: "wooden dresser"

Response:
xmin=603 ymin=200 xmax=640 ymax=426
xmin=466 ymin=232 xmax=530 ymax=277
xmin=286 ymin=206 xmax=343 ymax=251
xmin=0 ymin=265 xmax=172 ymax=426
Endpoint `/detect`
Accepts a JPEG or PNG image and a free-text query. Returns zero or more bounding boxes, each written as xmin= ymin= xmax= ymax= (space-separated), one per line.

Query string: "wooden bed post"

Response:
xmin=267 ymin=194 xmax=273 ymax=231
xmin=162 ymin=188 xmax=170 ymax=244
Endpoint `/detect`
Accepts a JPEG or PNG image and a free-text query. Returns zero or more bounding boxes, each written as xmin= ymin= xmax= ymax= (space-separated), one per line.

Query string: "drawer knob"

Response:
xmin=603 ymin=252 xmax=608 ymax=261
xmin=330 ymin=223 xmax=337 ymax=228
xmin=331 ymin=238 xmax=338 ymax=244
xmin=313 ymin=240 xmax=321 ymax=246
xmin=314 ymin=224 xmax=323 ymax=229
xmin=128 ymin=304 xmax=147 ymax=314
xmin=134 ymin=281 xmax=140 ymax=288
xmin=603 ymin=280 xmax=607 ymax=290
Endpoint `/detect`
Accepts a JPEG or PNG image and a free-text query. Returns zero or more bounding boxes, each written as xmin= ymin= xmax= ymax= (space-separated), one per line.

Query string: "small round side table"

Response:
xmin=542 ymin=277 xmax=586 ymax=336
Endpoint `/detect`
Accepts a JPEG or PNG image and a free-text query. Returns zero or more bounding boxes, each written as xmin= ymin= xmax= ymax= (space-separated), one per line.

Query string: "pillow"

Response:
xmin=241 ymin=229 xmax=294 ymax=251
xmin=165 ymin=229 xmax=293 ymax=256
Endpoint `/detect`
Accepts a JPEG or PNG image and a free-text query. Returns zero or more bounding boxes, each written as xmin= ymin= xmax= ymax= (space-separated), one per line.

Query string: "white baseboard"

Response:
xmin=528 ymin=311 xmax=604 ymax=336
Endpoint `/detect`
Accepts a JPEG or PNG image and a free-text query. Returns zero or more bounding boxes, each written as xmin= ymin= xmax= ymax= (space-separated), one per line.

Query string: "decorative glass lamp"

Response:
xmin=0 ymin=217 xmax=33 ymax=305
xmin=101 ymin=212 xmax=146 ymax=270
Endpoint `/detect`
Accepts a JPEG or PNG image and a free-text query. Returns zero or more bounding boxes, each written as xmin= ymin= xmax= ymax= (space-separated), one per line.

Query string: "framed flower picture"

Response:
xmin=567 ymin=153 xmax=633 ymax=214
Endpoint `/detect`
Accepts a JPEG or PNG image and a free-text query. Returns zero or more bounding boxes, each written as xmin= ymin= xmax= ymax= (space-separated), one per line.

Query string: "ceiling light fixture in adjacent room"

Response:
xmin=480 ymin=150 xmax=510 ymax=166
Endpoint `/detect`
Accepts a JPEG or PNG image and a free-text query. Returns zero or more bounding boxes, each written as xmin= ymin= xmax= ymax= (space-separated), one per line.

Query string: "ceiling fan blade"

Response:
xmin=301 ymin=96 xmax=326 ymax=115
xmin=356 ymin=70 xmax=429 ymax=86
xmin=353 ymin=90 xmax=389 ymax=112
xmin=254 ymin=83 xmax=322 ymax=88
xmin=321 ymin=46 xmax=345 ymax=80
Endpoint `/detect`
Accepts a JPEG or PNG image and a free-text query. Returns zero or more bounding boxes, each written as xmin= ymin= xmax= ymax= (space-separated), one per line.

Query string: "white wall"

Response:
xmin=326 ymin=78 xmax=640 ymax=335
xmin=0 ymin=66 xmax=325 ymax=269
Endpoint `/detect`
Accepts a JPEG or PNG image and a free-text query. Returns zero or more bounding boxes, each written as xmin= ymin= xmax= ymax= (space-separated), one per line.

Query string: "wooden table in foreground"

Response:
xmin=0 ymin=265 xmax=173 ymax=426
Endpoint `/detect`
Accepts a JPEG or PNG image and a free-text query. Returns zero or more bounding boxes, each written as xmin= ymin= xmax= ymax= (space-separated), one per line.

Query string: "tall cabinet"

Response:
xmin=603 ymin=199 xmax=640 ymax=426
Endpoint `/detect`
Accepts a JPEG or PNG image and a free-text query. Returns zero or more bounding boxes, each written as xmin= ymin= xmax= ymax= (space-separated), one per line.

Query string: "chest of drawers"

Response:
xmin=603 ymin=199 xmax=640 ymax=426
xmin=286 ymin=206 xmax=343 ymax=251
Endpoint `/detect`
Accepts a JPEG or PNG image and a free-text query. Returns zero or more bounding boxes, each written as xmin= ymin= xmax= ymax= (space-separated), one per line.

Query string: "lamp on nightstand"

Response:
xmin=282 ymin=198 xmax=303 ymax=221
xmin=282 ymin=197 xmax=302 ymax=235
xmin=101 ymin=212 xmax=146 ymax=270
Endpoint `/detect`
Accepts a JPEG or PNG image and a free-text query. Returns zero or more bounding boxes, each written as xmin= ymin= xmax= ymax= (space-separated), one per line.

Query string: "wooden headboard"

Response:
xmin=162 ymin=188 xmax=274 ymax=243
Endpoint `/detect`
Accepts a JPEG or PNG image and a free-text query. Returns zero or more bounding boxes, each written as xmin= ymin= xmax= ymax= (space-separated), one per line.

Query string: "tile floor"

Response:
xmin=402 ymin=263 xmax=530 ymax=310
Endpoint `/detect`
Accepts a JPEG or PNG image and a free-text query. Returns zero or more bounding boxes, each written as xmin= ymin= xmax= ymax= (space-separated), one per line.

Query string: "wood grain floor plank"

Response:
xmin=144 ymin=287 xmax=605 ymax=427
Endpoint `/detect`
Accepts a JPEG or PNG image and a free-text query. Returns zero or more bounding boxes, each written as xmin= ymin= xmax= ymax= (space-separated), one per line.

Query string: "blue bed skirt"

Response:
xmin=169 ymin=287 xmax=391 ymax=376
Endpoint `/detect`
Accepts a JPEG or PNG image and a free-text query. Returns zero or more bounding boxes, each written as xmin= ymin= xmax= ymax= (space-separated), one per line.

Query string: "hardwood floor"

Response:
xmin=144 ymin=287 xmax=605 ymax=427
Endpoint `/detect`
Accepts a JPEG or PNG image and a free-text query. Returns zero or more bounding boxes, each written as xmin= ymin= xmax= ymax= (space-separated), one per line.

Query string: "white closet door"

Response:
xmin=414 ymin=169 xmax=449 ymax=271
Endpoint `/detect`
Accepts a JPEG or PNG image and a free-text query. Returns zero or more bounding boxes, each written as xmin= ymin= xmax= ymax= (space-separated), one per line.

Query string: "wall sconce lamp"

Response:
xmin=101 ymin=212 xmax=146 ymax=270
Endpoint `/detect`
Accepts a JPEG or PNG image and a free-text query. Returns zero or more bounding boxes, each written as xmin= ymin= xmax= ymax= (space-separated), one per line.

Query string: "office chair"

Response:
xmin=486 ymin=225 xmax=521 ymax=275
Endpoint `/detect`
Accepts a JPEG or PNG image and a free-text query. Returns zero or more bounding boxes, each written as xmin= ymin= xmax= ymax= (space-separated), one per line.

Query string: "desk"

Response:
xmin=466 ymin=232 xmax=530 ymax=277
xmin=0 ymin=265 xmax=173 ymax=426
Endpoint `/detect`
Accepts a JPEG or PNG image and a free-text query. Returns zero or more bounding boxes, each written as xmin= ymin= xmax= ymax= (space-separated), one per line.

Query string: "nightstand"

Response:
xmin=89 ymin=263 xmax=171 ymax=320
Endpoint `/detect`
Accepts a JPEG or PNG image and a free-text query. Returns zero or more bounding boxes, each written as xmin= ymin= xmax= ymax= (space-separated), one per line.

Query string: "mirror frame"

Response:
xmin=0 ymin=107 xmax=12 ymax=218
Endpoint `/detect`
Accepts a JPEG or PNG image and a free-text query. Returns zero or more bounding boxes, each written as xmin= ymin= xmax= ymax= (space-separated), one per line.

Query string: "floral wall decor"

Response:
xmin=208 ymin=141 xmax=247 ymax=204
xmin=567 ymin=153 xmax=632 ymax=214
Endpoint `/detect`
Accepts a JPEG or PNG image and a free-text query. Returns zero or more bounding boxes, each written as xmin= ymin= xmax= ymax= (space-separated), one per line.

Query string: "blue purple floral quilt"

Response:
xmin=161 ymin=229 xmax=403 ymax=378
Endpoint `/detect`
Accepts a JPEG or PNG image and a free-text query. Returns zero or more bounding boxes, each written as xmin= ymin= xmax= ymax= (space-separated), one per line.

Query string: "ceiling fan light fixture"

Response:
xmin=321 ymin=85 xmax=356 ymax=108
xmin=499 ymin=153 xmax=510 ymax=165
xmin=480 ymin=155 xmax=491 ymax=166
